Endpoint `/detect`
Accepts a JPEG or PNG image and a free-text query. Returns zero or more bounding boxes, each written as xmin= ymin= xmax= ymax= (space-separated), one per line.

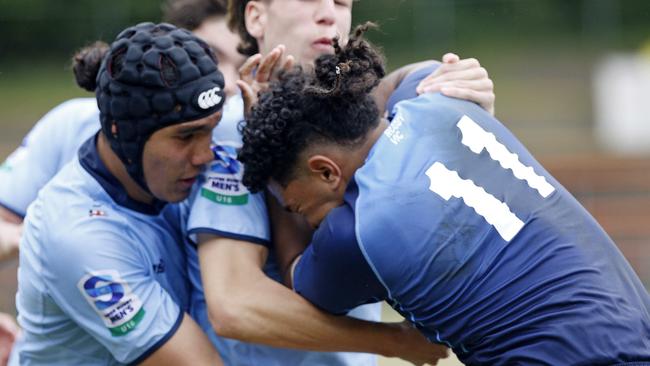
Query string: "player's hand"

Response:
xmin=0 ymin=221 xmax=21 ymax=262
xmin=392 ymin=321 xmax=448 ymax=365
xmin=416 ymin=53 xmax=495 ymax=115
xmin=237 ymin=45 xmax=295 ymax=118
xmin=0 ymin=312 xmax=19 ymax=366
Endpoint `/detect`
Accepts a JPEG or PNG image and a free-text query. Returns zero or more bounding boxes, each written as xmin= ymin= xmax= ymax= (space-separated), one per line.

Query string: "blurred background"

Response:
xmin=1 ymin=0 xmax=649 ymax=364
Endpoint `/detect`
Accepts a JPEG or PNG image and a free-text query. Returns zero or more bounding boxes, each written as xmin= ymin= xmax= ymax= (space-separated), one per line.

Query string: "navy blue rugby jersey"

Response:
xmin=294 ymin=93 xmax=650 ymax=365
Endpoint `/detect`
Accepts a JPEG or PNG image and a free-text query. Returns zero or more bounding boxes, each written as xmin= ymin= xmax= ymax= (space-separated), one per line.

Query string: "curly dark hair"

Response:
xmin=239 ymin=23 xmax=385 ymax=192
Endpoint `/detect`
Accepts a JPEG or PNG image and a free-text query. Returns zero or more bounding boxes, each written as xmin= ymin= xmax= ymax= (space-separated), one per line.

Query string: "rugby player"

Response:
xmin=1 ymin=1 xmax=494 ymax=364
xmin=9 ymin=22 xmax=226 ymax=365
xmin=0 ymin=4 xmax=246 ymax=359
xmin=238 ymin=26 xmax=650 ymax=366
xmin=186 ymin=0 xmax=495 ymax=365
xmin=0 ymin=0 xmax=245 ymax=263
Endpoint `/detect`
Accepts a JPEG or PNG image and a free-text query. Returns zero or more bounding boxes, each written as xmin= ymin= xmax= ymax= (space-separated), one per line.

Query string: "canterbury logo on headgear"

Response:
xmin=198 ymin=86 xmax=223 ymax=109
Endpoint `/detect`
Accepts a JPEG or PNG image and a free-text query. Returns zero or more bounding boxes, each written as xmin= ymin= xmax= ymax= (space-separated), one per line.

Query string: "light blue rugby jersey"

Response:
xmin=0 ymin=98 xmax=100 ymax=218
xmin=186 ymin=94 xmax=381 ymax=366
xmin=11 ymin=135 xmax=191 ymax=365
xmin=295 ymin=93 xmax=650 ymax=365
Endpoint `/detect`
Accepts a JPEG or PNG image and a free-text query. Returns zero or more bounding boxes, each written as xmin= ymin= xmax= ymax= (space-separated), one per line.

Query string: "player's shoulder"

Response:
xmin=386 ymin=62 xmax=440 ymax=117
xmin=388 ymin=94 xmax=496 ymax=150
xmin=55 ymin=98 xmax=100 ymax=131
xmin=54 ymin=97 xmax=98 ymax=110
xmin=35 ymin=163 xmax=130 ymax=243
xmin=401 ymin=93 xmax=480 ymax=120
xmin=39 ymin=201 xmax=135 ymax=268
xmin=312 ymin=201 xmax=358 ymax=257
xmin=26 ymin=98 xmax=99 ymax=142
xmin=39 ymin=98 xmax=99 ymax=124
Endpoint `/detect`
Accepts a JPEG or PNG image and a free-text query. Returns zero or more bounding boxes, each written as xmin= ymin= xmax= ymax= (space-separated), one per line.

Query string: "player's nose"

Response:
xmin=315 ymin=0 xmax=336 ymax=26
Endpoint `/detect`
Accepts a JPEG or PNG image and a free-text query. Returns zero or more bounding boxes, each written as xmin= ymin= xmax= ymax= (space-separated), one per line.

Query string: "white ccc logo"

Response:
xmin=198 ymin=86 xmax=223 ymax=110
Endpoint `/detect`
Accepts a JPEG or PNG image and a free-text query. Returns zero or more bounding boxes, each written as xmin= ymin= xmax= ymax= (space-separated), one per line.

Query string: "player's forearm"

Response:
xmin=373 ymin=60 xmax=437 ymax=113
xmin=199 ymin=237 xmax=411 ymax=356
xmin=0 ymin=206 xmax=22 ymax=225
xmin=140 ymin=314 xmax=223 ymax=366
xmin=207 ymin=270 xmax=411 ymax=356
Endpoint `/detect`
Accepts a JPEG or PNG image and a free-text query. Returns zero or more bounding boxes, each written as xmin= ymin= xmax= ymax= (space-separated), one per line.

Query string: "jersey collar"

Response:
xmin=79 ymin=134 xmax=166 ymax=215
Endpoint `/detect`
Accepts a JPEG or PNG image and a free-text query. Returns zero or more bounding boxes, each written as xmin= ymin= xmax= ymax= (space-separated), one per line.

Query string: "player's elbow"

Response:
xmin=206 ymin=297 xmax=248 ymax=340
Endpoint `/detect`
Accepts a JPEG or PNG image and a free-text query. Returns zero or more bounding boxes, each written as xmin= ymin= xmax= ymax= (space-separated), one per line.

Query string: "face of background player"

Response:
xmin=142 ymin=111 xmax=222 ymax=202
xmin=249 ymin=0 xmax=353 ymax=65
xmin=193 ymin=16 xmax=247 ymax=97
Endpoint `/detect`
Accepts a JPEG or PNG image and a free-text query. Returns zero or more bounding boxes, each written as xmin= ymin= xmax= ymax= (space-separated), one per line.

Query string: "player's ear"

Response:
xmin=307 ymin=155 xmax=342 ymax=190
xmin=245 ymin=0 xmax=267 ymax=39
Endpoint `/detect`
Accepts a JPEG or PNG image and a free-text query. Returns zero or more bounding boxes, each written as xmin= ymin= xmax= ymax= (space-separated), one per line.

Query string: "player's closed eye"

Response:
xmin=334 ymin=0 xmax=351 ymax=8
xmin=176 ymin=133 xmax=195 ymax=141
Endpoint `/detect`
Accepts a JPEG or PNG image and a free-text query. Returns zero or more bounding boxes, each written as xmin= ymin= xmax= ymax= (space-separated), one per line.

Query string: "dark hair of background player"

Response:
xmin=162 ymin=0 xmax=227 ymax=32
xmin=72 ymin=0 xmax=227 ymax=92
xmin=227 ymin=0 xmax=259 ymax=56
xmin=239 ymin=22 xmax=385 ymax=193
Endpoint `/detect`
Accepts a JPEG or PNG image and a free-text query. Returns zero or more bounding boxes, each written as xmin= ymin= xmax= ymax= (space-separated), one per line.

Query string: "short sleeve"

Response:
xmin=293 ymin=203 xmax=387 ymax=315
xmin=0 ymin=99 xmax=99 ymax=217
xmin=43 ymin=218 xmax=183 ymax=364
xmin=187 ymin=142 xmax=270 ymax=246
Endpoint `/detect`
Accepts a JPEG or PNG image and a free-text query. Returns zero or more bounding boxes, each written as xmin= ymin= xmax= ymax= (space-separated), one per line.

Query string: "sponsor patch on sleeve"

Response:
xmin=78 ymin=270 xmax=145 ymax=337
xmin=200 ymin=144 xmax=250 ymax=205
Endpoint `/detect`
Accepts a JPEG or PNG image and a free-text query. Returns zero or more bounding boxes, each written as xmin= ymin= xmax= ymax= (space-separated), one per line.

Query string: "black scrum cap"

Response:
xmin=96 ymin=22 xmax=225 ymax=193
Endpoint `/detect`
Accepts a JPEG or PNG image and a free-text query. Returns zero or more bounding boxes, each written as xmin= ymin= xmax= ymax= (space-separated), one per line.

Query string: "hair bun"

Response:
xmin=72 ymin=41 xmax=110 ymax=92
xmin=308 ymin=22 xmax=385 ymax=98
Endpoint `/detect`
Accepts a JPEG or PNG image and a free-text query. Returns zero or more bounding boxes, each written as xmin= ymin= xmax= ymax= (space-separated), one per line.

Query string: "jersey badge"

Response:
xmin=78 ymin=270 xmax=145 ymax=337
xmin=88 ymin=203 xmax=108 ymax=217
xmin=200 ymin=144 xmax=249 ymax=205
xmin=385 ymin=114 xmax=406 ymax=145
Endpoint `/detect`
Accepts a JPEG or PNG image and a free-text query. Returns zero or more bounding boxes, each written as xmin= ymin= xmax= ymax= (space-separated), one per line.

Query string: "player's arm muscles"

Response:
xmin=139 ymin=313 xmax=222 ymax=366
xmin=198 ymin=234 xmax=427 ymax=358
xmin=0 ymin=205 xmax=22 ymax=261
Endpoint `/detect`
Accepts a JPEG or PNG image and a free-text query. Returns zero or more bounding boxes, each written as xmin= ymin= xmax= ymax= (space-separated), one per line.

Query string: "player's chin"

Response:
xmin=161 ymin=186 xmax=193 ymax=203
xmin=307 ymin=213 xmax=327 ymax=230
xmin=310 ymin=202 xmax=342 ymax=228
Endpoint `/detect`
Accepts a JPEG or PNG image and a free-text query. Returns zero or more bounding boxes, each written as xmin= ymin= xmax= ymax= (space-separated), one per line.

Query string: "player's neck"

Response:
xmin=96 ymin=133 xmax=155 ymax=205
xmin=340 ymin=119 xmax=388 ymax=181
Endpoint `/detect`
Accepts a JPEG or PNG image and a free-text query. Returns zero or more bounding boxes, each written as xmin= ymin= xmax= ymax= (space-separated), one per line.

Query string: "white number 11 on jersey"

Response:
xmin=425 ymin=116 xmax=555 ymax=242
